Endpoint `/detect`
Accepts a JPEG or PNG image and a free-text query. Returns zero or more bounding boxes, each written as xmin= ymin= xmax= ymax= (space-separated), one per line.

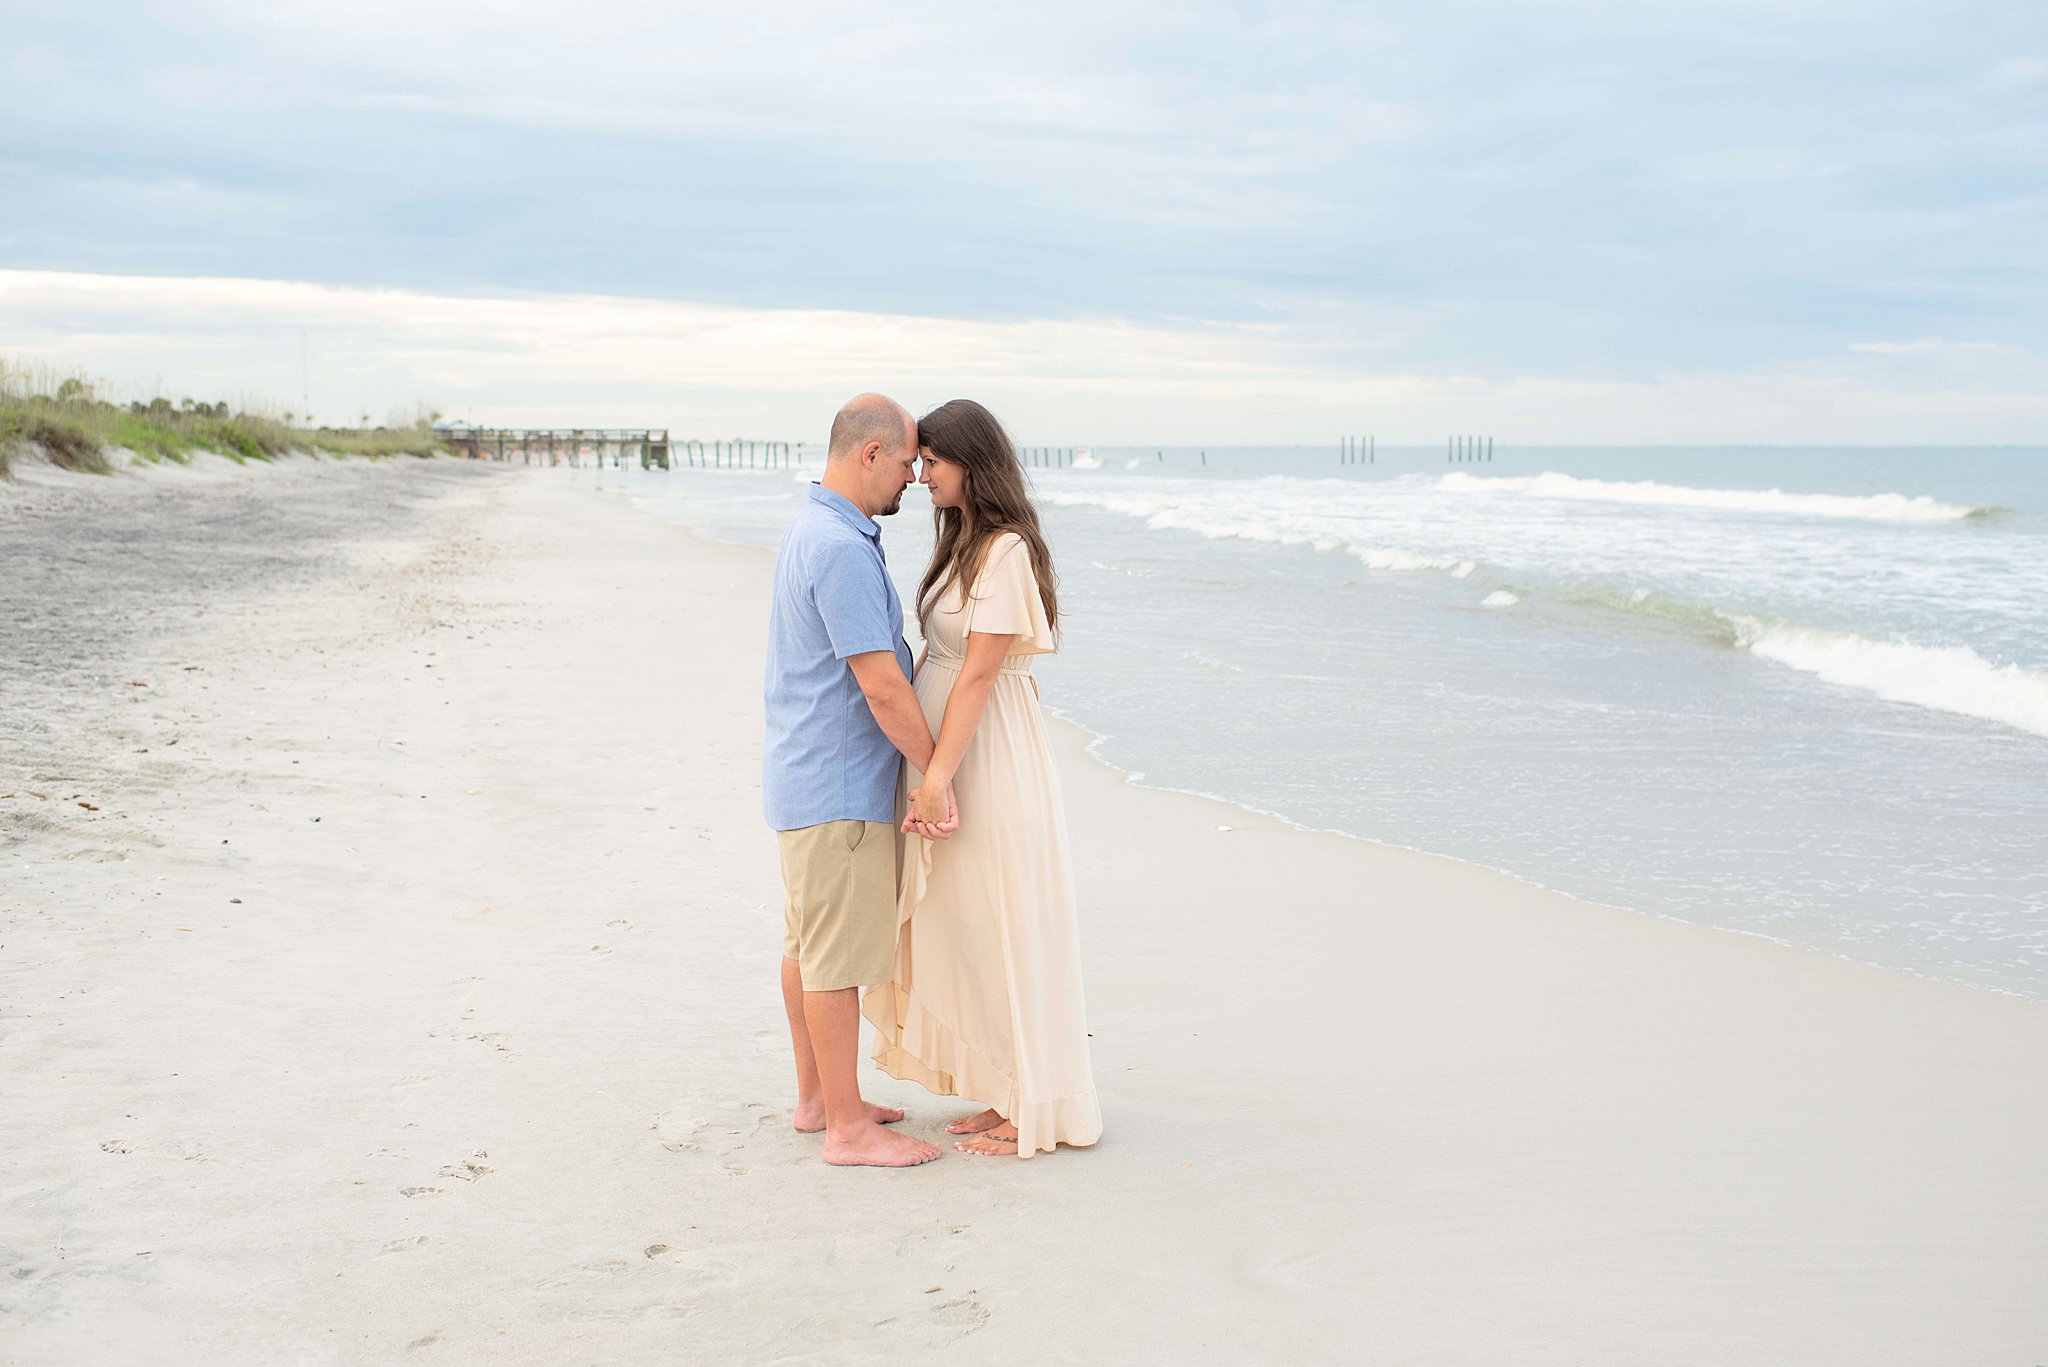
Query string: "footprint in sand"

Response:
xmin=930 ymin=1297 xmax=991 ymax=1336
xmin=630 ymin=1245 xmax=734 ymax=1288
xmin=878 ymin=1295 xmax=990 ymax=1346
xmin=437 ymin=1151 xmax=493 ymax=1183
xmin=399 ymin=1186 xmax=443 ymax=1198
xmin=380 ymin=1236 xmax=430 ymax=1255
xmin=532 ymin=1258 xmax=633 ymax=1291
xmin=653 ymin=1103 xmax=780 ymax=1157
xmin=652 ymin=1111 xmax=708 ymax=1153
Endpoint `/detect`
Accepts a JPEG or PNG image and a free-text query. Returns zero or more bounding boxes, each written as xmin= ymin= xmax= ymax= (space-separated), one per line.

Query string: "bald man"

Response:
xmin=762 ymin=393 xmax=952 ymax=1167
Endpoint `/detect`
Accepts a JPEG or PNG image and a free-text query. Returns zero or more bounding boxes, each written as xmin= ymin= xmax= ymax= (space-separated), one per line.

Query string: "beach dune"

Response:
xmin=3 ymin=458 xmax=2044 ymax=1364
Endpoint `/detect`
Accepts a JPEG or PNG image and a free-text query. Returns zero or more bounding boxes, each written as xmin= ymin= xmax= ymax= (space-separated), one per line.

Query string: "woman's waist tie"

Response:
xmin=922 ymin=649 xmax=1035 ymax=677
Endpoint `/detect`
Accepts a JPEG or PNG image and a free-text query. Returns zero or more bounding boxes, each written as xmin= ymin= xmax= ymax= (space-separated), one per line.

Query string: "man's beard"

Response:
xmin=880 ymin=491 xmax=904 ymax=516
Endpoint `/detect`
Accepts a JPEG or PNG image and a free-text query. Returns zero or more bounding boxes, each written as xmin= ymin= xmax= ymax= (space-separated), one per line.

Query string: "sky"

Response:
xmin=2 ymin=0 xmax=2044 ymax=442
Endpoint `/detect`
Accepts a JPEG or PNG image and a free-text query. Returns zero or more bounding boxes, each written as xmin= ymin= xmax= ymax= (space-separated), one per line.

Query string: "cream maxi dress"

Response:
xmin=862 ymin=532 xmax=1102 ymax=1157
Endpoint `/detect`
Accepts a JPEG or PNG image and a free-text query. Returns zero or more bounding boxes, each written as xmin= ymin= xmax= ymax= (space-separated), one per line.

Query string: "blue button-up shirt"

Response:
xmin=762 ymin=484 xmax=915 ymax=830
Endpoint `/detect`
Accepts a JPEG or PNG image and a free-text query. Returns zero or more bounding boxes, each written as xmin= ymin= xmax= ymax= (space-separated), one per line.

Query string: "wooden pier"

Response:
xmin=442 ymin=429 xmax=818 ymax=470
xmin=676 ymin=439 xmax=804 ymax=468
xmin=442 ymin=428 xmax=674 ymax=469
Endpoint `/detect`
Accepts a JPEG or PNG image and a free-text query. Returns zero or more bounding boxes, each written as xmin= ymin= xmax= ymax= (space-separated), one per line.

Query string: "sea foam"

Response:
xmin=1719 ymin=615 xmax=2048 ymax=737
xmin=1041 ymin=475 xmax=2046 ymax=736
xmin=1441 ymin=471 xmax=1986 ymax=523
xmin=1041 ymin=487 xmax=1472 ymax=573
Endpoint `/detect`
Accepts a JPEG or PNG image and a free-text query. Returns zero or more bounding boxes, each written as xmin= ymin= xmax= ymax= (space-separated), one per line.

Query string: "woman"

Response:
xmin=860 ymin=399 xmax=1102 ymax=1158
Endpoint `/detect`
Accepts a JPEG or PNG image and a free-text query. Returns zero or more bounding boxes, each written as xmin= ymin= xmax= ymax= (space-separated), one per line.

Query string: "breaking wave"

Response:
xmin=1583 ymin=586 xmax=2048 ymax=736
xmin=1039 ymin=487 xmax=1475 ymax=575
xmin=1440 ymin=471 xmax=1987 ymax=523
xmin=1039 ymin=477 xmax=2044 ymax=736
xmin=1720 ymin=616 xmax=2048 ymax=737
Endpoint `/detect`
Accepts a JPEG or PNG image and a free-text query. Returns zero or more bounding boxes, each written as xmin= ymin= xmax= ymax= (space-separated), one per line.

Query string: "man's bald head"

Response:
xmin=827 ymin=393 xmax=915 ymax=463
xmin=818 ymin=392 xmax=920 ymax=518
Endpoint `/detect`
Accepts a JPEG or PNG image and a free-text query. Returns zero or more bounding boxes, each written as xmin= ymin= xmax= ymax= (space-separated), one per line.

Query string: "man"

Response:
xmin=763 ymin=393 xmax=954 ymax=1168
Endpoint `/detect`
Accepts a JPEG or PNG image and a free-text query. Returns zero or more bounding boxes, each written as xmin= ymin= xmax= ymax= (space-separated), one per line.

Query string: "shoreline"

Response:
xmin=13 ymin=452 xmax=2028 ymax=1007
xmin=657 ymin=503 xmax=2048 ymax=1007
xmin=5 ymin=459 xmax=2045 ymax=1363
xmin=1054 ymin=711 xmax=2048 ymax=1004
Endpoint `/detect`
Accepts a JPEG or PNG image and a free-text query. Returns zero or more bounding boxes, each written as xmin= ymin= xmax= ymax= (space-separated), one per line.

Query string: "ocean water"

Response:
xmin=605 ymin=445 xmax=2048 ymax=1000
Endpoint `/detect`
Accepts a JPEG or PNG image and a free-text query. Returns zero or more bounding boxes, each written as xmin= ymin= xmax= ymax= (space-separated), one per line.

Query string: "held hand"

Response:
xmin=900 ymin=784 xmax=959 ymax=840
xmin=910 ymin=781 xmax=948 ymax=826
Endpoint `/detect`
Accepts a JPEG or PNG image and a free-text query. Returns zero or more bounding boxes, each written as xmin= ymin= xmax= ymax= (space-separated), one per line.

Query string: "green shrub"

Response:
xmin=106 ymin=413 xmax=196 ymax=463
xmin=28 ymin=416 xmax=113 ymax=474
xmin=3 ymin=358 xmax=450 ymax=471
xmin=205 ymin=420 xmax=268 ymax=464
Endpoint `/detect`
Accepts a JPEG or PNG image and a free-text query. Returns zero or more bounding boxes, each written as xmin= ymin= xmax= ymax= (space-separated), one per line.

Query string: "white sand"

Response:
xmin=4 ymin=461 xmax=2045 ymax=1364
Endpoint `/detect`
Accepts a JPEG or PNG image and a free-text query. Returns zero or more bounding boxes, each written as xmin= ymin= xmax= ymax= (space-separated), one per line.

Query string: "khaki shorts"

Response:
xmin=776 ymin=819 xmax=898 ymax=991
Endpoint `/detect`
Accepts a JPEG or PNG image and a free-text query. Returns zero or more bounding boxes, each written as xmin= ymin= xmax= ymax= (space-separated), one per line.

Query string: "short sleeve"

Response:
xmin=811 ymin=538 xmax=899 ymax=660
xmin=967 ymin=533 xmax=1054 ymax=655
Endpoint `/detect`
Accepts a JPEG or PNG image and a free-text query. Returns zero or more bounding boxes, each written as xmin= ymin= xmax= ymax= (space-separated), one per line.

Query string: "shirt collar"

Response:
xmin=809 ymin=482 xmax=881 ymax=541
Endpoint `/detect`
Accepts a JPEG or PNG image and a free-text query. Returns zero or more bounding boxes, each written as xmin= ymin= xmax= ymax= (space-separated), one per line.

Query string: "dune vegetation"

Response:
xmin=0 ymin=360 xmax=449 ymax=478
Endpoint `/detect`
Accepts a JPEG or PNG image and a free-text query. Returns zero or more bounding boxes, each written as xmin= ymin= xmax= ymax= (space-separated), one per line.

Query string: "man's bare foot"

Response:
xmin=944 ymin=1108 xmax=1006 ymax=1135
xmin=793 ymin=1100 xmax=904 ymax=1134
xmin=824 ymin=1123 xmax=942 ymax=1168
xmin=954 ymin=1121 xmax=1018 ymax=1156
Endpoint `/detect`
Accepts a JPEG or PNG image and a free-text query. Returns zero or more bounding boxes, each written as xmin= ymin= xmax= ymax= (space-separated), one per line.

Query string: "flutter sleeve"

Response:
xmin=967 ymin=532 xmax=1055 ymax=656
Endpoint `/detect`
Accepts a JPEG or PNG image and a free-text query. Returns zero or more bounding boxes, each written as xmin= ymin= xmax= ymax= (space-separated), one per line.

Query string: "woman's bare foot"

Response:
xmin=944 ymin=1108 xmax=1005 ymax=1135
xmin=793 ymin=1100 xmax=903 ymax=1134
xmin=953 ymin=1121 xmax=1018 ymax=1156
xmin=824 ymin=1123 xmax=942 ymax=1167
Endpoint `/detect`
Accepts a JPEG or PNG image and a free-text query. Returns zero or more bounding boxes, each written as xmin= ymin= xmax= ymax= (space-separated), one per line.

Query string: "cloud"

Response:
xmin=1849 ymin=339 xmax=2023 ymax=357
xmin=6 ymin=268 xmax=2046 ymax=444
xmin=1986 ymin=56 xmax=2048 ymax=90
xmin=1 ymin=2 xmax=2044 ymax=416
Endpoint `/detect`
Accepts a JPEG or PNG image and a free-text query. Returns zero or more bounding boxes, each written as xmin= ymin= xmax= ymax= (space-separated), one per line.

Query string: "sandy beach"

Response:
xmin=4 ymin=456 xmax=2045 ymax=1365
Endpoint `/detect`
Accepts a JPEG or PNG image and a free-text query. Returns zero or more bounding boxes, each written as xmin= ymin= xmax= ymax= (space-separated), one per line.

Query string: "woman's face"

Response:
xmin=919 ymin=448 xmax=968 ymax=510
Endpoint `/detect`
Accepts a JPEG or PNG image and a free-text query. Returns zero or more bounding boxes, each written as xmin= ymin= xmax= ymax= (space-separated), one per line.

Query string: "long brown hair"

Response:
xmin=914 ymin=399 xmax=1060 ymax=640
